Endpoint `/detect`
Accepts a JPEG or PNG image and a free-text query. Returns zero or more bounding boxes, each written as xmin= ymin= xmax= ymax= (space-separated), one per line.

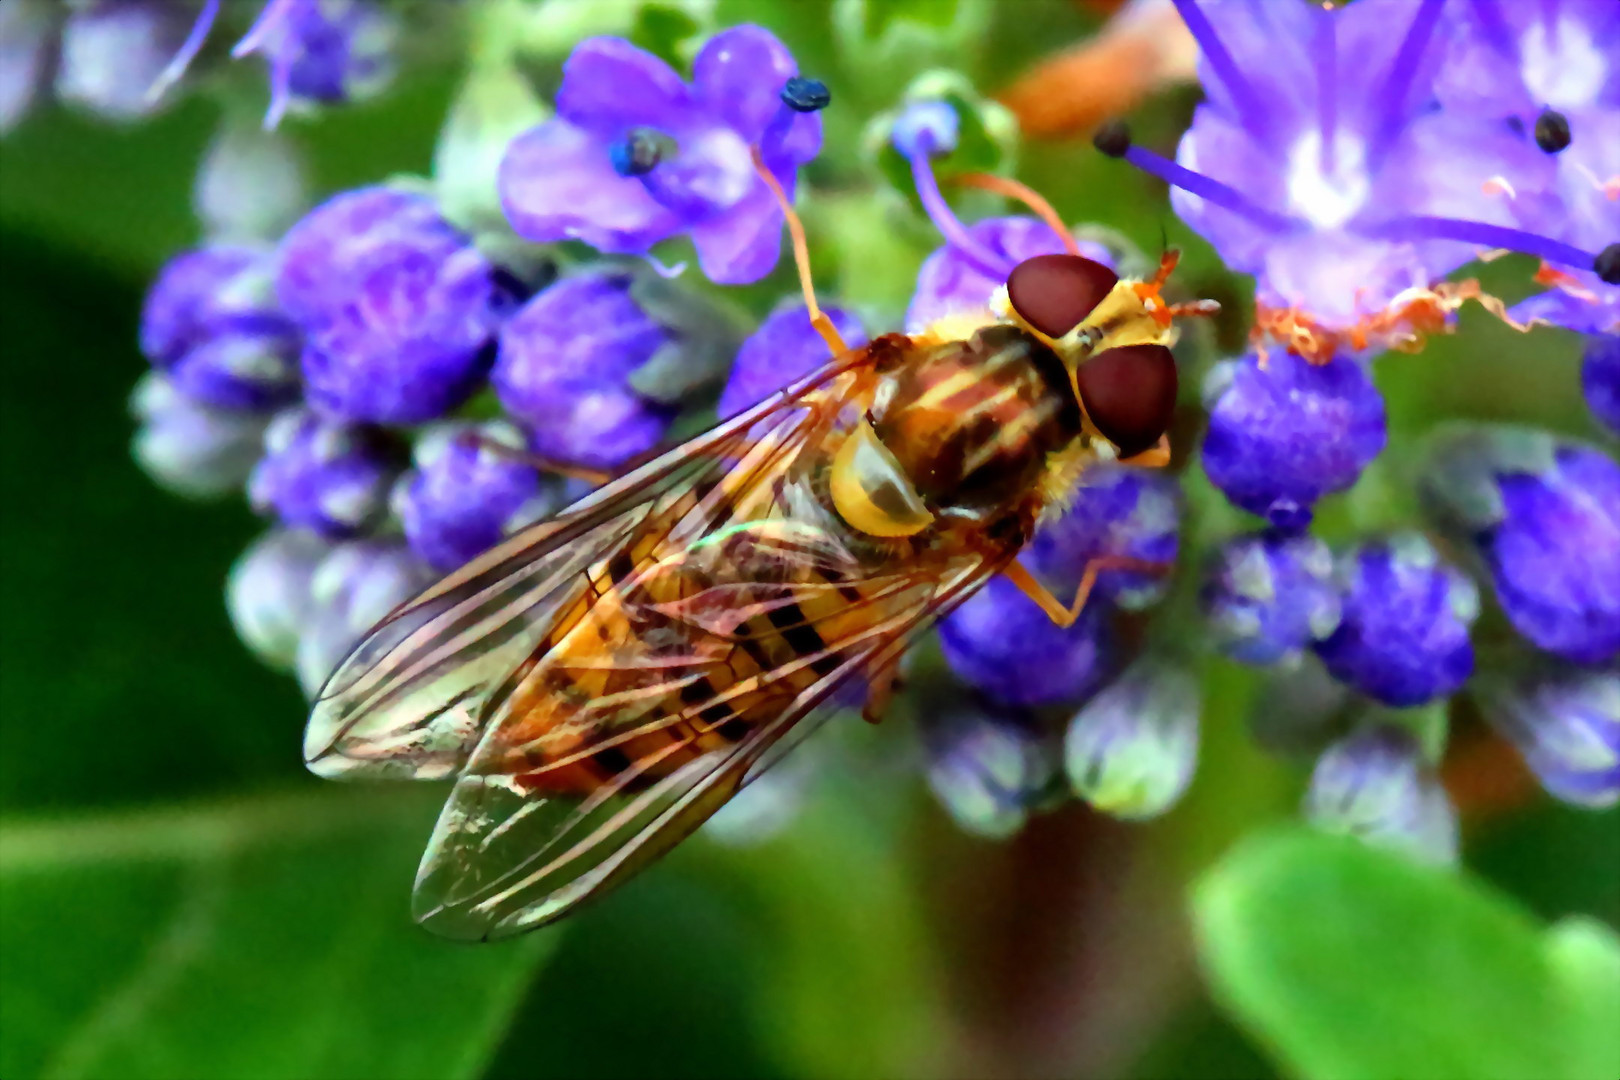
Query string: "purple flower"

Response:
xmin=394 ymin=421 xmax=562 ymax=573
xmin=232 ymin=0 xmax=398 ymax=129
xmin=1585 ymin=334 xmax=1620 ymax=434
xmin=1202 ymin=530 xmax=1342 ymax=667
xmin=1304 ymin=723 xmax=1457 ymax=863
xmin=1201 ymin=350 xmax=1387 ymax=529
xmin=149 ymin=0 xmax=397 ymax=129
xmin=277 ymin=186 xmax=521 ymax=424
xmin=1065 ymin=656 xmax=1201 ymax=820
xmin=1422 ymin=426 xmax=1620 ymax=665
xmin=921 ymin=706 xmax=1061 ymax=838
xmin=938 ymin=576 xmax=1113 ymax=708
xmin=141 ymin=246 xmax=301 ymax=412
xmin=1479 ymin=662 xmax=1620 ymax=810
xmin=130 ymin=373 xmax=270 ymax=498
xmin=1023 ymin=463 xmax=1180 ymax=611
xmin=718 ymin=304 xmax=866 ymax=419
xmin=1437 ymin=2 xmax=1620 ymax=333
xmin=906 ymin=215 xmax=1115 ymax=333
xmin=498 ymin=26 xmax=823 ymax=284
xmin=1313 ymin=534 xmax=1478 ymax=707
xmin=249 ymin=406 xmax=404 ymax=538
xmin=296 ymin=538 xmax=434 ymax=697
xmin=227 ymin=527 xmax=331 ymax=671
xmin=0 ymin=0 xmax=56 ymax=134
xmin=494 ymin=269 xmax=682 ymax=470
xmin=1107 ymin=0 xmax=1591 ymax=336
xmin=55 ymin=1 xmax=190 ymax=122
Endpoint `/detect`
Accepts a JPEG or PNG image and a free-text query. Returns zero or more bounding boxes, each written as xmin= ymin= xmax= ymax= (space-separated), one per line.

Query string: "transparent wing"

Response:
xmin=303 ymin=353 xmax=868 ymax=782
xmin=409 ymin=533 xmax=1002 ymax=941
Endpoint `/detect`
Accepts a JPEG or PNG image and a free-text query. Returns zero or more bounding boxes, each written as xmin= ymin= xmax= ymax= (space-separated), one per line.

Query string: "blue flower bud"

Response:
xmin=278 ymin=0 xmax=396 ymax=104
xmin=938 ymin=576 xmax=1114 ymax=708
xmin=1304 ymin=724 xmax=1458 ymax=864
xmin=141 ymin=246 xmax=301 ymax=412
xmin=718 ymin=304 xmax=866 ymax=420
xmin=1422 ymin=426 xmax=1620 ymax=665
xmin=0 ymin=0 xmax=56 ymax=135
xmin=922 ymin=706 xmax=1061 ymax=838
xmin=249 ymin=407 xmax=404 ymax=538
xmin=278 ymin=186 xmax=521 ymax=424
xmin=1202 ymin=530 xmax=1342 ymax=666
xmin=906 ymin=216 xmax=1115 ymax=333
xmin=494 ymin=269 xmax=685 ymax=470
xmin=394 ymin=421 xmax=563 ymax=573
xmin=1313 ymin=534 xmax=1477 ymax=707
xmin=55 ymin=1 xmax=189 ymax=122
xmin=1479 ymin=663 xmax=1620 ymax=809
xmin=891 ymin=99 xmax=959 ymax=159
xmin=130 ymin=373 xmax=270 ymax=498
xmin=227 ymin=527 xmax=330 ymax=671
xmin=1247 ymin=658 xmax=1352 ymax=757
xmin=195 ymin=123 xmax=308 ymax=242
xmin=1201 ymin=351 xmax=1387 ymax=530
xmin=1025 ymin=463 xmax=1180 ymax=611
xmin=705 ymin=751 xmax=818 ymax=847
xmin=296 ymin=539 xmax=433 ymax=697
xmin=1583 ymin=334 xmax=1620 ymax=435
xmin=1065 ymin=657 xmax=1200 ymax=820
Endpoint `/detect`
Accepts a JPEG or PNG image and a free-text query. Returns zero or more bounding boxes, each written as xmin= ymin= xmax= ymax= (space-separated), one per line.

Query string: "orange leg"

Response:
xmin=750 ymin=147 xmax=848 ymax=358
xmin=861 ymin=664 xmax=901 ymax=725
xmin=1002 ymin=555 xmax=1171 ymax=628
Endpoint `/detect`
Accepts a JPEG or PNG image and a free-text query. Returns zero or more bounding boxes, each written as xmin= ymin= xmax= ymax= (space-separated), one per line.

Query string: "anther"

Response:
xmin=609 ymin=128 xmax=666 ymax=177
xmin=1534 ymin=109 xmax=1572 ymax=154
xmin=1093 ymin=120 xmax=1132 ymax=159
xmin=1597 ymin=244 xmax=1620 ymax=286
xmin=781 ymin=77 xmax=831 ymax=113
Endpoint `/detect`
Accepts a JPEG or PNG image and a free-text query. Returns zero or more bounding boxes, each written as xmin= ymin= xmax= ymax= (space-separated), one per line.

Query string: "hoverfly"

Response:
xmin=304 ymin=150 xmax=1217 ymax=941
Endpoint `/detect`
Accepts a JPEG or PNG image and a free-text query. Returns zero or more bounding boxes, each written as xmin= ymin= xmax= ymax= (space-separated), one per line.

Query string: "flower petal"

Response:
xmin=692 ymin=24 xmax=797 ymax=143
xmin=687 ymin=180 xmax=785 ymax=285
xmin=499 ymin=119 xmax=681 ymax=253
xmin=555 ymin=35 xmax=691 ymax=134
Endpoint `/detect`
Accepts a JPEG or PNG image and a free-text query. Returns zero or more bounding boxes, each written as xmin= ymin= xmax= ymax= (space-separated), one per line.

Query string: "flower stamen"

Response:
xmin=148 ymin=0 xmax=222 ymax=104
xmin=1093 ymin=121 xmax=1302 ymax=234
xmin=1254 ymin=279 xmax=1546 ymax=364
xmin=895 ymin=102 xmax=1009 ymax=279
xmin=609 ymin=128 xmax=670 ymax=177
xmin=1364 ymin=215 xmax=1612 ymax=279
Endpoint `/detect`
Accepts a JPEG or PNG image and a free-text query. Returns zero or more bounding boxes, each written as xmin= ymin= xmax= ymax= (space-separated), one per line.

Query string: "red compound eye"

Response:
xmin=1075 ymin=343 xmax=1178 ymax=457
xmin=1006 ymin=253 xmax=1119 ymax=338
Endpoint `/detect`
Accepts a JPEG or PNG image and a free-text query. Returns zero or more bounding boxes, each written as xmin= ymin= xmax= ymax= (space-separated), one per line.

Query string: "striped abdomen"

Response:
xmin=491 ymin=508 xmax=888 ymax=797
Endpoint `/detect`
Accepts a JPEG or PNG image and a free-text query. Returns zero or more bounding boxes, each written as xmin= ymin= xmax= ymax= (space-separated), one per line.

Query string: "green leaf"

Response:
xmin=0 ymin=232 xmax=306 ymax=813
xmin=1546 ymin=918 xmax=1620 ymax=1080
xmin=0 ymin=788 xmax=554 ymax=1080
xmin=1195 ymin=827 xmax=1620 ymax=1080
xmin=629 ymin=4 xmax=703 ymax=70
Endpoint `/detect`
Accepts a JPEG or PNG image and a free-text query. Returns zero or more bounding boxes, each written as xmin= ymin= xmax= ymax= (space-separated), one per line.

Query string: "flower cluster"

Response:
xmin=47 ymin=0 xmax=1619 ymax=862
xmin=0 ymin=0 xmax=399 ymax=133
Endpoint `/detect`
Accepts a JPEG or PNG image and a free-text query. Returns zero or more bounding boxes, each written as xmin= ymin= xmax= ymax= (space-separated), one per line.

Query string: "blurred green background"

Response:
xmin=2 ymin=2 xmax=1617 ymax=1078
